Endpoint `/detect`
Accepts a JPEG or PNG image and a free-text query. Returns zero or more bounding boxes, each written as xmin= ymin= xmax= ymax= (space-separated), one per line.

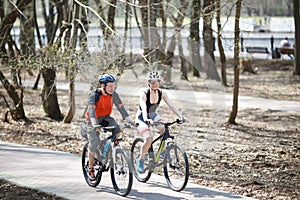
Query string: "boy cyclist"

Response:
xmin=135 ymin=70 xmax=184 ymax=173
xmin=86 ymin=74 xmax=133 ymax=180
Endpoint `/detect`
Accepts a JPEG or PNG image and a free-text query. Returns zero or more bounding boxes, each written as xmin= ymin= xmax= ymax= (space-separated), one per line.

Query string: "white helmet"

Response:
xmin=147 ymin=70 xmax=161 ymax=81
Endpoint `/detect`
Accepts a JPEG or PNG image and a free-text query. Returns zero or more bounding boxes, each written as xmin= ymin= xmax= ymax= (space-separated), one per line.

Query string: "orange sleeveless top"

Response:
xmin=95 ymin=93 xmax=113 ymax=118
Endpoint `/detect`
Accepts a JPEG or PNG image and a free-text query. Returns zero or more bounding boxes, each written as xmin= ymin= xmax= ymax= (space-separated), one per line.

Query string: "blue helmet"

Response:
xmin=98 ymin=74 xmax=116 ymax=84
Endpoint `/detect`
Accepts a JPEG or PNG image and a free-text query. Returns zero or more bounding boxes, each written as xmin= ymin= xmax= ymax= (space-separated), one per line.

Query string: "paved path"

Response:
xmin=0 ymin=142 xmax=254 ymax=200
xmin=23 ymin=80 xmax=300 ymax=113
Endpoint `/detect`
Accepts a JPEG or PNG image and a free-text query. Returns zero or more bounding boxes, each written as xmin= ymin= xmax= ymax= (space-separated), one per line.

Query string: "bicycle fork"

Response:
xmin=166 ymin=142 xmax=181 ymax=170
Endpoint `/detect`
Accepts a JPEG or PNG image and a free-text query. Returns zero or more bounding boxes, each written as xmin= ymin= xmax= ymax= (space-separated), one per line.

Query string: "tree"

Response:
xmin=63 ymin=1 xmax=80 ymax=123
xmin=0 ymin=71 xmax=26 ymax=120
xmin=294 ymin=0 xmax=300 ymax=75
xmin=0 ymin=0 xmax=31 ymax=120
xmin=216 ymin=0 xmax=228 ymax=86
xmin=202 ymin=0 xmax=221 ymax=81
xmin=38 ymin=0 xmax=66 ymax=121
xmin=189 ymin=0 xmax=202 ymax=78
xmin=167 ymin=0 xmax=189 ymax=80
xmin=228 ymin=0 xmax=242 ymax=124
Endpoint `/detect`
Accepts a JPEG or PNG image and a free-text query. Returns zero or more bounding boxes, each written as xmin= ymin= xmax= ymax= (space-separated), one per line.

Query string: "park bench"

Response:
xmin=245 ymin=46 xmax=270 ymax=54
xmin=245 ymin=46 xmax=270 ymax=59
xmin=274 ymin=47 xmax=294 ymax=59
xmin=279 ymin=47 xmax=294 ymax=55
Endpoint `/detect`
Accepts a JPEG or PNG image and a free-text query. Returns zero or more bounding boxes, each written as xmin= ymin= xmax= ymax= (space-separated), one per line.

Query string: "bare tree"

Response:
xmin=203 ymin=0 xmax=215 ymax=62
xmin=216 ymin=0 xmax=228 ymax=86
xmin=38 ymin=0 xmax=68 ymax=121
xmin=63 ymin=1 xmax=80 ymax=123
xmin=202 ymin=0 xmax=221 ymax=81
xmin=228 ymin=0 xmax=242 ymax=124
xmin=0 ymin=0 xmax=31 ymax=121
xmin=0 ymin=71 xmax=26 ymax=121
xmin=189 ymin=0 xmax=202 ymax=78
xmin=167 ymin=0 xmax=189 ymax=80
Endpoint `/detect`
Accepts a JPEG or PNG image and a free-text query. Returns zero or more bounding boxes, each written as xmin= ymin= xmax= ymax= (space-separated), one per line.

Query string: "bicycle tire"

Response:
xmin=81 ymin=143 xmax=102 ymax=187
xmin=130 ymin=138 xmax=153 ymax=182
xmin=164 ymin=143 xmax=189 ymax=191
xmin=110 ymin=149 xmax=133 ymax=196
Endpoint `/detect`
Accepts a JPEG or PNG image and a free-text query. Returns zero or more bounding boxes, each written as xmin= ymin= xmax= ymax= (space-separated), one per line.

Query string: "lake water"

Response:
xmin=11 ymin=17 xmax=295 ymax=58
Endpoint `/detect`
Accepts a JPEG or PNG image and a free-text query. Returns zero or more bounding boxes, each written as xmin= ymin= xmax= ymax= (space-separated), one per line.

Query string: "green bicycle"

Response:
xmin=130 ymin=119 xmax=189 ymax=192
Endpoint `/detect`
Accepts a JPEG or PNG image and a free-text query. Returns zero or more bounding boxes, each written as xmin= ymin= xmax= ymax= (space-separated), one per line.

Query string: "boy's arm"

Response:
xmin=88 ymin=91 xmax=98 ymax=127
xmin=112 ymin=92 xmax=131 ymax=121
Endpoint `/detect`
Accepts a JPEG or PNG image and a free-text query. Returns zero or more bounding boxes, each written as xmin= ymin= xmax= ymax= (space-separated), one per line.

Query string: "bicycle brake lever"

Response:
xmin=177 ymin=118 xmax=184 ymax=124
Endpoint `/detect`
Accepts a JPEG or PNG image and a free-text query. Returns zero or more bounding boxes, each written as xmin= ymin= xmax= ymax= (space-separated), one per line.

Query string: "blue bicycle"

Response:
xmin=81 ymin=124 xmax=133 ymax=196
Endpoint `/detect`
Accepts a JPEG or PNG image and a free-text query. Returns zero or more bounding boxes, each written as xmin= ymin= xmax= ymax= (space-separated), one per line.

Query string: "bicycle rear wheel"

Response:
xmin=130 ymin=138 xmax=153 ymax=182
xmin=164 ymin=143 xmax=189 ymax=191
xmin=110 ymin=149 xmax=133 ymax=197
xmin=81 ymin=143 xmax=102 ymax=187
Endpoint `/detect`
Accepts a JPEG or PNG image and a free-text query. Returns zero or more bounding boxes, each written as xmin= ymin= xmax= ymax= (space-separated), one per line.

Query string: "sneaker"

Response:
xmin=88 ymin=168 xmax=96 ymax=181
xmin=136 ymin=159 xmax=145 ymax=173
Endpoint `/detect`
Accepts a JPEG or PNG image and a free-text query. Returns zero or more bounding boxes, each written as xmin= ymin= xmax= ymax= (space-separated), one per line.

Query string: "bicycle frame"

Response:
xmin=149 ymin=120 xmax=179 ymax=166
xmin=94 ymin=125 xmax=125 ymax=171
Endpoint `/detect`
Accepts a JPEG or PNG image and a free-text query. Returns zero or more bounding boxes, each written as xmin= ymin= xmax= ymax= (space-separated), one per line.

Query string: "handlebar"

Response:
xmin=93 ymin=123 xmax=133 ymax=131
xmin=93 ymin=125 xmax=115 ymax=132
xmin=152 ymin=118 xmax=184 ymax=127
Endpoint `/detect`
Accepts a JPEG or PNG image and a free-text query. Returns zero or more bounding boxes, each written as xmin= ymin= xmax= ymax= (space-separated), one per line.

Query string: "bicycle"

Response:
xmin=130 ymin=119 xmax=189 ymax=192
xmin=81 ymin=124 xmax=133 ymax=197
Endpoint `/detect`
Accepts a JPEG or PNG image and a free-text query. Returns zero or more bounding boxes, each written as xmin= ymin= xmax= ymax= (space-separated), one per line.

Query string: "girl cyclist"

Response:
xmin=135 ymin=70 xmax=184 ymax=173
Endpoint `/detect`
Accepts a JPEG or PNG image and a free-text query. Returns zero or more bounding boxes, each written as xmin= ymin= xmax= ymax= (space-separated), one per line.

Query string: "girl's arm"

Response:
xmin=139 ymin=92 xmax=148 ymax=121
xmin=162 ymin=91 xmax=183 ymax=119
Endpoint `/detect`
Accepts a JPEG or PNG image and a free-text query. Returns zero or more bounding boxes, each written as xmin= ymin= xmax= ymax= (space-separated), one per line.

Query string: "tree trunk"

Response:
xmin=163 ymin=0 xmax=188 ymax=84
xmin=63 ymin=1 xmax=80 ymax=123
xmin=178 ymin=32 xmax=188 ymax=80
xmin=0 ymin=70 xmax=26 ymax=120
xmin=105 ymin=0 xmax=116 ymax=39
xmin=228 ymin=0 xmax=242 ymax=124
xmin=0 ymin=0 xmax=31 ymax=50
xmin=79 ymin=1 xmax=89 ymax=52
xmin=294 ymin=0 xmax=300 ymax=75
xmin=63 ymin=80 xmax=76 ymax=123
xmin=119 ymin=0 xmax=130 ymax=73
xmin=158 ymin=0 xmax=167 ymax=52
xmin=203 ymin=0 xmax=220 ymax=81
xmin=20 ymin=1 xmax=35 ymax=56
xmin=164 ymin=35 xmax=176 ymax=86
xmin=203 ymin=0 xmax=215 ymax=61
xmin=216 ymin=0 xmax=228 ymax=86
xmin=41 ymin=68 xmax=63 ymax=121
xmin=140 ymin=0 xmax=150 ymax=60
xmin=190 ymin=0 xmax=202 ymax=77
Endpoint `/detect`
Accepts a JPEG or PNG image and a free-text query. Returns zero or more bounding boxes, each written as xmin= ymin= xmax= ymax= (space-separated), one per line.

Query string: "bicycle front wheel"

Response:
xmin=164 ymin=143 xmax=189 ymax=192
xmin=110 ymin=149 xmax=133 ymax=197
xmin=130 ymin=138 xmax=153 ymax=182
xmin=81 ymin=143 xmax=102 ymax=187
